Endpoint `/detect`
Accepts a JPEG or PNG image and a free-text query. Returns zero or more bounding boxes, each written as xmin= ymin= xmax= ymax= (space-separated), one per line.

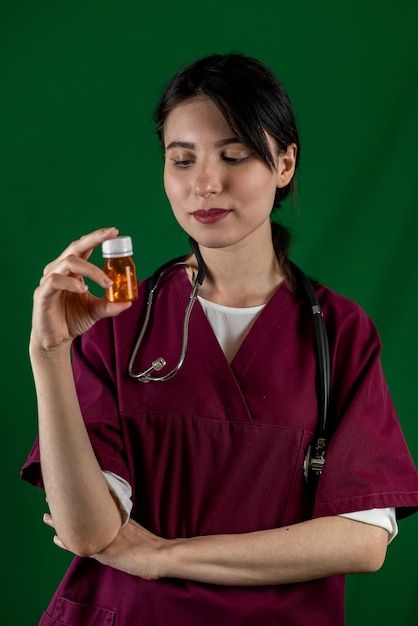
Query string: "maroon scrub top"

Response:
xmin=21 ymin=267 xmax=418 ymax=625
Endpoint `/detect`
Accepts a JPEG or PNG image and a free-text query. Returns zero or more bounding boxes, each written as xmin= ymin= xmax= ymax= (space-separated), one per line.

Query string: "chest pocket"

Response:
xmin=44 ymin=595 xmax=115 ymax=625
xmin=124 ymin=412 xmax=315 ymax=538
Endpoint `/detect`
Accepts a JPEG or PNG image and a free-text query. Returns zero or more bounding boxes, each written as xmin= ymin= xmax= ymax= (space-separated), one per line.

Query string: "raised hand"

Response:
xmin=31 ymin=227 xmax=132 ymax=352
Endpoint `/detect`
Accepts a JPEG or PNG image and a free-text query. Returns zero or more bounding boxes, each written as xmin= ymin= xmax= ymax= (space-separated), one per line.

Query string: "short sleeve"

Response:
xmin=20 ymin=316 xmax=131 ymax=489
xmin=312 ymin=291 xmax=418 ymax=521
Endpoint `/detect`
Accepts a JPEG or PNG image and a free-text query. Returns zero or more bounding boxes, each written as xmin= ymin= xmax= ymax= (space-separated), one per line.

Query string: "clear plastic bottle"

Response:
xmin=102 ymin=236 xmax=138 ymax=302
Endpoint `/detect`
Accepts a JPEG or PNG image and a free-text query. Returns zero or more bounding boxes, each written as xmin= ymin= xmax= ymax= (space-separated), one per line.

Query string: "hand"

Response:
xmin=31 ymin=227 xmax=132 ymax=352
xmin=43 ymin=511 xmax=388 ymax=585
xmin=43 ymin=513 xmax=168 ymax=580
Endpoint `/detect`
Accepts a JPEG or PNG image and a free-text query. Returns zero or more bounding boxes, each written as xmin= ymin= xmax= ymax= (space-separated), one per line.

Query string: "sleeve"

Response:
xmin=103 ymin=471 xmax=133 ymax=526
xmin=312 ymin=293 xmax=418 ymax=521
xmin=339 ymin=508 xmax=398 ymax=543
xmin=20 ymin=316 xmax=131 ymax=489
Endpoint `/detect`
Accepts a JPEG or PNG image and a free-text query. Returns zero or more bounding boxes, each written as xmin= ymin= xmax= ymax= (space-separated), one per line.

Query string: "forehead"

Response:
xmin=163 ymin=97 xmax=234 ymax=143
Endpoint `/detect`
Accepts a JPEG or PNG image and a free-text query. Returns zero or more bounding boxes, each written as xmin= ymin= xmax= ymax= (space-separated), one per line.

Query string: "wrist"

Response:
xmin=156 ymin=537 xmax=188 ymax=580
xmin=29 ymin=333 xmax=73 ymax=363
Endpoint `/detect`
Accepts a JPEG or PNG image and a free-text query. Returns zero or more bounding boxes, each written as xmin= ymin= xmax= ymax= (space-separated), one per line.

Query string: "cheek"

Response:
xmin=233 ymin=169 xmax=276 ymax=204
xmin=164 ymin=172 xmax=185 ymax=206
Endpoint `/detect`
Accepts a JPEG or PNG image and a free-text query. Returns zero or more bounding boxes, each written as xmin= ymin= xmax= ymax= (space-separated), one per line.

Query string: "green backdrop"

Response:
xmin=1 ymin=1 xmax=417 ymax=624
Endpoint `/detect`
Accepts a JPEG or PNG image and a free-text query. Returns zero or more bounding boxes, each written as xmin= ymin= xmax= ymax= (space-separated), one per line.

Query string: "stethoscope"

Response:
xmin=128 ymin=236 xmax=330 ymax=485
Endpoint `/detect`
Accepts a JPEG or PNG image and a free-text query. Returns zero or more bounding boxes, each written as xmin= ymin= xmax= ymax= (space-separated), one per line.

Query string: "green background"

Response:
xmin=1 ymin=1 xmax=417 ymax=624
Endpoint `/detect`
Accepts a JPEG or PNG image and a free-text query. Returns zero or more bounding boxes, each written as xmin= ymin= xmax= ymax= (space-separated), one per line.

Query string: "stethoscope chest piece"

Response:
xmin=128 ymin=239 xmax=330 ymax=487
xmin=303 ymin=436 xmax=328 ymax=483
xmin=128 ymin=237 xmax=205 ymax=383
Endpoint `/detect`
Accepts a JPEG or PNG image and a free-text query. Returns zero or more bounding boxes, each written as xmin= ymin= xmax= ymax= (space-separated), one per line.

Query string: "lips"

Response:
xmin=192 ymin=208 xmax=231 ymax=224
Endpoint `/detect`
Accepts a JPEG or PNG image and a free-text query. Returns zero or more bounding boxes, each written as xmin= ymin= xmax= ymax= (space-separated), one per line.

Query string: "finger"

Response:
xmin=43 ymin=515 xmax=68 ymax=551
xmin=39 ymin=245 xmax=117 ymax=291
xmin=91 ymin=298 xmax=133 ymax=321
xmin=39 ymin=257 xmax=113 ymax=293
xmin=43 ymin=227 xmax=119 ymax=276
xmin=53 ymin=535 xmax=68 ymax=550
xmin=36 ymin=275 xmax=90 ymax=302
xmin=43 ymin=513 xmax=55 ymax=527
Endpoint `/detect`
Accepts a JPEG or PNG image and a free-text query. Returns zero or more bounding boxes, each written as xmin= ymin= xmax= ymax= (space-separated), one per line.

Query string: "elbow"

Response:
xmin=70 ymin=541 xmax=104 ymax=559
xmin=59 ymin=525 xmax=120 ymax=558
xmin=51 ymin=500 xmax=124 ymax=557
xmin=361 ymin=547 xmax=387 ymax=574
xmin=66 ymin=535 xmax=115 ymax=558
xmin=357 ymin=527 xmax=388 ymax=573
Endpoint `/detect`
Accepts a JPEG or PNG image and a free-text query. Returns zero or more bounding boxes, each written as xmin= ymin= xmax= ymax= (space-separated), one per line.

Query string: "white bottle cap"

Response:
xmin=102 ymin=236 xmax=133 ymax=258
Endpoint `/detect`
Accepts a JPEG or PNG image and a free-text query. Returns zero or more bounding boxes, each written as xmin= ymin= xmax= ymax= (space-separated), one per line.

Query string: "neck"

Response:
xmin=188 ymin=231 xmax=285 ymax=308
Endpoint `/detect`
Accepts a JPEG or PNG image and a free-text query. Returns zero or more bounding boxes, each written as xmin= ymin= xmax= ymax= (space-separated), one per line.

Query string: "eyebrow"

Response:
xmin=165 ymin=137 xmax=242 ymax=150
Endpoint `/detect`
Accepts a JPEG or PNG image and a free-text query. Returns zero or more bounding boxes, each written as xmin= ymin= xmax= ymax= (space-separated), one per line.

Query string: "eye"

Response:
xmin=170 ymin=158 xmax=194 ymax=168
xmin=223 ymin=156 xmax=246 ymax=164
xmin=222 ymin=151 xmax=254 ymax=165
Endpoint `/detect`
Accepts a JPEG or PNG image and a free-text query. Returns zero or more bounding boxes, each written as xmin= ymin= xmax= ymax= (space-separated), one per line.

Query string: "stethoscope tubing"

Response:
xmin=128 ymin=238 xmax=206 ymax=382
xmin=128 ymin=239 xmax=331 ymax=483
xmin=290 ymin=261 xmax=330 ymax=437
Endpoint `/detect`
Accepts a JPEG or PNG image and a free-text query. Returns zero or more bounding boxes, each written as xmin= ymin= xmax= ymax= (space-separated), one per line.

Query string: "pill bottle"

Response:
xmin=102 ymin=236 xmax=138 ymax=302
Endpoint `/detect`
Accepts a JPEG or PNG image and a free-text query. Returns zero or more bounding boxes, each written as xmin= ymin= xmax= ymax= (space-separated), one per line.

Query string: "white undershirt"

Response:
xmin=104 ymin=296 xmax=398 ymax=543
xmin=198 ymin=296 xmax=265 ymax=363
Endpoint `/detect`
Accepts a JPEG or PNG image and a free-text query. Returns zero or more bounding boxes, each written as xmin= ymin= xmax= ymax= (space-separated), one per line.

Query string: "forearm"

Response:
xmin=161 ymin=517 xmax=388 ymax=586
xmin=32 ymin=343 xmax=122 ymax=556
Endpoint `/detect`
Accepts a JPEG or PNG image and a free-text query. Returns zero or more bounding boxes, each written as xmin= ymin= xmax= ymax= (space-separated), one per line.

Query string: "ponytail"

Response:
xmin=271 ymin=220 xmax=295 ymax=288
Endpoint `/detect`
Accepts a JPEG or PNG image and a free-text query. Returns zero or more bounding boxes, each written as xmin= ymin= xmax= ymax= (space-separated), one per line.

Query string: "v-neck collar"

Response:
xmin=175 ymin=267 xmax=294 ymax=368
xmin=229 ymin=280 xmax=294 ymax=379
xmin=172 ymin=268 xmax=295 ymax=423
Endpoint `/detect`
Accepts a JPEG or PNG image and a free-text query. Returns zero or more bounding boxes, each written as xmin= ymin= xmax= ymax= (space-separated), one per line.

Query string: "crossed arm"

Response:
xmin=35 ymin=340 xmax=388 ymax=588
xmin=32 ymin=227 xmax=388 ymax=587
xmin=35 ymin=348 xmax=388 ymax=589
xmin=44 ymin=511 xmax=388 ymax=586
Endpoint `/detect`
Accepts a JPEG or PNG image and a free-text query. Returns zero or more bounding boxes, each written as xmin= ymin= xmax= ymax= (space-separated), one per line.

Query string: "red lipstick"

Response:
xmin=192 ymin=209 xmax=231 ymax=224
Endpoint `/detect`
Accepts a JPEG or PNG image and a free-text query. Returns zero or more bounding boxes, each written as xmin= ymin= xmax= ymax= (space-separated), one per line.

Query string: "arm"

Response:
xmin=47 ymin=514 xmax=388 ymax=585
xmin=163 ymin=516 xmax=387 ymax=585
xmin=31 ymin=227 xmax=131 ymax=556
xmin=165 ymin=516 xmax=388 ymax=585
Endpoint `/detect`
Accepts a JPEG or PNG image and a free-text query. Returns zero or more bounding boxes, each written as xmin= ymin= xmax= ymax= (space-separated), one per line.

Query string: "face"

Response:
xmin=163 ymin=97 xmax=296 ymax=252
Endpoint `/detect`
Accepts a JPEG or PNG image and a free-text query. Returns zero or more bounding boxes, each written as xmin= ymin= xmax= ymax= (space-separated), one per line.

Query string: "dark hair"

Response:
xmin=155 ymin=53 xmax=300 ymax=209
xmin=155 ymin=53 xmax=300 ymax=281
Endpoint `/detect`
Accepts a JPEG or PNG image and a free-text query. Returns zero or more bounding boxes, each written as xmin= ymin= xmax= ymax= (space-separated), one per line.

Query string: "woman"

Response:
xmin=22 ymin=53 xmax=418 ymax=625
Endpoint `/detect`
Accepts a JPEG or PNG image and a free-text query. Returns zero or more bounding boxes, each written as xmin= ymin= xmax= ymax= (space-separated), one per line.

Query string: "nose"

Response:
xmin=193 ymin=164 xmax=223 ymax=197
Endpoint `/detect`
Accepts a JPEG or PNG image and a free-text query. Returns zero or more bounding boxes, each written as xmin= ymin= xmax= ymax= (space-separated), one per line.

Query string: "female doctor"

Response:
xmin=22 ymin=53 xmax=418 ymax=625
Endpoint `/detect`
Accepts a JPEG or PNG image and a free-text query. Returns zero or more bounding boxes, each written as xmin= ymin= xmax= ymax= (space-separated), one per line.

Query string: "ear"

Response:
xmin=276 ymin=143 xmax=297 ymax=188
